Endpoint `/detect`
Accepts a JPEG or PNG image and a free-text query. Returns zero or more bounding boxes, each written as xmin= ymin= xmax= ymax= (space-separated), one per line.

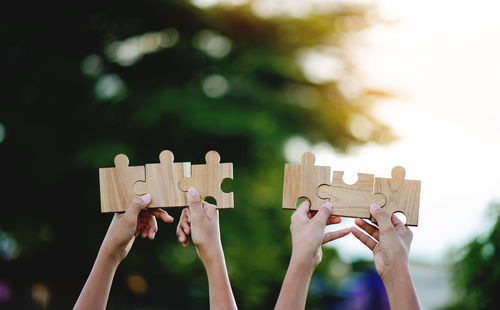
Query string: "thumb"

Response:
xmin=125 ymin=194 xmax=151 ymax=218
xmin=370 ymin=204 xmax=394 ymax=232
xmin=187 ymin=187 xmax=204 ymax=217
xmin=313 ymin=202 xmax=333 ymax=225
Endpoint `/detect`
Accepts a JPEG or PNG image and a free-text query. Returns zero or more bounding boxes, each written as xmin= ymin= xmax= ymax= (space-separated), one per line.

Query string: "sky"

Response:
xmin=291 ymin=0 xmax=500 ymax=263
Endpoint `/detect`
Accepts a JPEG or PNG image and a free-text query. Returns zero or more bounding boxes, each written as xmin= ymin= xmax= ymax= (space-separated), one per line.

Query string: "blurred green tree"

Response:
xmin=439 ymin=202 xmax=500 ymax=310
xmin=0 ymin=0 xmax=392 ymax=309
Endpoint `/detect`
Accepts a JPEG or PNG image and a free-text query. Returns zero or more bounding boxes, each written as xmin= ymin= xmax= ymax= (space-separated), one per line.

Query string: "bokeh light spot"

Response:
xmin=80 ymin=54 xmax=103 ymax=77
xmin=349 ymin=114 xmax=373 ymax=141
xmin=193 ymin=30 xmax=232 ymax=58
xmin=94 ymin=74 xmax=127 ymax=103
xmin=126 ymin=275 xmax=148 ymax=295
xmin=202 ymin=74 xmax=229 ymax=98
xmin=105 ymin=29 xmax=179 ymax=66
xmin=31 ymin=283 xmax=50 ymax=309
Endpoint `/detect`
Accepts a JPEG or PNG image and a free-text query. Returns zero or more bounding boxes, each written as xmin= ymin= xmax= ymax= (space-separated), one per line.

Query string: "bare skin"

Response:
xmin=176 ymin=187 xmax=238 ymax=310
xmin=274 ymin=200 xmax=350 ymax=310
xmin=350 ymin=204 xmax=422 ymax=310
xmin=74 ymin=194 xmax=173 ymax=310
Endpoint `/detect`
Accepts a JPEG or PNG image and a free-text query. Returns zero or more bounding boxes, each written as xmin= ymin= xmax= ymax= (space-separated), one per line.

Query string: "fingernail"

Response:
xmin=370 ymin=204 xmax=379 ymax=212
xmin=188 ymin=187 xmax=197 ymax=198
xmin=324 ymin=203 xmax=332 ymax=211
xmin=141 ymin=194 xmax=152 ymax=203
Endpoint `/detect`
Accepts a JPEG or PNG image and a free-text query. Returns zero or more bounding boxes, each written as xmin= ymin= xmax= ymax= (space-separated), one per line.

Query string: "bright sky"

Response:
xmin=306 ymin=0 xmax=500 ymax=263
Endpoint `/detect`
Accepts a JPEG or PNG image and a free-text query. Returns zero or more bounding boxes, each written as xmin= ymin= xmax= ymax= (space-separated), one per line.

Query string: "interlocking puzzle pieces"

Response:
xmin=99 ymin=150 xmax=234 ymax=212
xmin=99 ymin=154 xmax=145 ymax=213
xmin=178 ymin=150 xmax=234 ymax=209
xmin=282 ymin=152 xmax=330 ymax=210
xmin=317 ymin=172 xmax=386 ymax=218
xmin=372 ymin=166 xmax=421 ymax=226
xmin=282 ymin=152 xmax=421 ymax=226
xmin=133 ymin=150 xmax=191 ymax=209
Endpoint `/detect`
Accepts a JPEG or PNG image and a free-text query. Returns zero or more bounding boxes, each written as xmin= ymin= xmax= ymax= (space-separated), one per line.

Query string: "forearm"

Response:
xmin=274 ymin=254 xmax=315 ymax=310
xmin=203 ymin=249 xmax=237 ymax=310
xmin=74 ymin=249 xmax=120 ymax=310
xmin=382 ymin=264 xmax=421 ymax=310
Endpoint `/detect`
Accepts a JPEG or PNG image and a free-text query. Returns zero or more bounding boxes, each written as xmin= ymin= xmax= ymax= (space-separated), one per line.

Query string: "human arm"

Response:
xmin=274 ymin=200 xmax=350 ymax=310
xmin=176 ymin=187 xmax=237 ymax=310
xmin=74 ymin=194 xmax=173 ymax=310
xmin=350 ymin=204 xmax=421 ymax=310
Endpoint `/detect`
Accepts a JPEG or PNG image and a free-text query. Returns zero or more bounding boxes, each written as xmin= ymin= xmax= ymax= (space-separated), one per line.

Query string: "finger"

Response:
xmin=148 ymin=215 xmax=157 ymax=239
xmin=148 ymin=208 xmax=174 ymax=223
xmin=326 ymin=216 xmax=342 ymax=225
xmin=391 ymin=213 xmax=405 ymax=228
xmin=180 ymin=221 xmax=191 ymax=235
xmin=176 ymin=222 xmax=188 ymax=246
xmin=203 ymin=201 xmax=218 ymax=217
xmin=369 ymin=204 xmax=394 ymax=234
xmin=186 ymin=208 xmax=191 ymax=223
xmin=354 ymin=218 xmax=380 ymax=241
xmin=350 ymin=226 xmax=377 ymax=251
xmin=141 ymin=228 xmax=148 ymax=238
xmin=291 ymin=200 xmax=311 ymax=222
xmin=187 ymin=187 xmax=205 ymax=217
xmin=322 ymin=228 xmax=350 ymax=244
xmin=125 ymin=195 xmax=151 ymax=219
xmin=135 ymin=223 xmax=147 ymax=236
xmin=312 ymin=202 xmax=333 ymax=225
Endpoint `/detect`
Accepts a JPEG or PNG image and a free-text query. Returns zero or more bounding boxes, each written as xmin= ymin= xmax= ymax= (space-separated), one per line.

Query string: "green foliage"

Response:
xmin=0 ymin=1 xmax=391 ymax=308
xmin=439 ymin=203 xmax=500 ymax=310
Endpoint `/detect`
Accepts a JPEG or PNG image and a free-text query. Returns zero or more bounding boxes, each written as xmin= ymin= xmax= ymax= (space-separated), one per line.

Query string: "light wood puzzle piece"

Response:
xmin=99 ymin=154 xmax=145 ymax=213
xmin=178 ymin=150 xmax=233 ymax=209
xmin=373 ymin=166 xmax=421 ymax=226
xmin=133 ymin=150 xmax=191 ymax=208
xmin=317 ymin=171 xmax=386 ymax=218
xmin=282 ymin=152 xmax=330 ymax=210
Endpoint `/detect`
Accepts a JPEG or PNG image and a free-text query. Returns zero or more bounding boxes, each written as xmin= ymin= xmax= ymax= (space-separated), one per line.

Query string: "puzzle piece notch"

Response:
xmin=282 ymin=152 xmax=330 ymax=210
xmin=317 ymin=171 xmax=386 ymax=218
xmin=99 ymin=154 xmax=145 ymax=213
xmin=133 ymin=150 xmax=191 ymax=208
xmin=178 ymin=150 xmax=234 ymax=209
xmin=372 ymin=166 xmax=421 ymax=226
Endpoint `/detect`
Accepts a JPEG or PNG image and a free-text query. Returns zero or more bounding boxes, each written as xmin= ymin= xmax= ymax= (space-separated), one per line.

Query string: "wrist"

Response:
xmin=98 ymin=243 xmax=124 ymax=267
xmin=198 ymin=244 xmax=224 ymax=267
xmin=381 ymin=260 xmax=410 ymax=289
xmin=290 ymin=251 xmax=316 ymax=274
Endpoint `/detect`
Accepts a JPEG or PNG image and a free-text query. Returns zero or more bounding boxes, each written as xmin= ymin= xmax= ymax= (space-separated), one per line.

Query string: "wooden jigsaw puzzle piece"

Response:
xmin=178 ymin=150 xmax=234 ymax=209
xmin=133 ymin=150 xmax=191 ymax=208
xmin=317 ymin=171 xmax=386 ymax=218
xmin=99 ymin=154 xmax=145 ymax=213
xmin=372 ymin=166 xmax=421 ymax=226
xmin=282 ymin=152 xmax=330 ymax=210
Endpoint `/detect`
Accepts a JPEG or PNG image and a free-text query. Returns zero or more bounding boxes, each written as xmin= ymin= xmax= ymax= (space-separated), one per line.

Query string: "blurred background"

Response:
xmin=1 ymin=0 xmax=500 ymax=309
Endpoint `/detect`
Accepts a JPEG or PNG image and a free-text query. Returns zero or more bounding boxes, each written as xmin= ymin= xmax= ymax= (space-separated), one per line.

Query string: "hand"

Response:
xmin=290 ymin=200 xmax=350 ymax=269
xmin=350 ymin=204 xmax=413 ymax=281
xmin=176 ymin=187 xmax=222 ymax=264
xmin=100 ymin=194 xmax=174 ymax=264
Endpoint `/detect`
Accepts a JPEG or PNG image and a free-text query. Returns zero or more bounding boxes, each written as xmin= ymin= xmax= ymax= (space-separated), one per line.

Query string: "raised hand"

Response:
xmin=176 ymin=187 xmax=237 ymax=310
xmin=350 ymin=204 xmax=421 ymax=310
xmin=275 ymin=200 xmax=350 ymax=310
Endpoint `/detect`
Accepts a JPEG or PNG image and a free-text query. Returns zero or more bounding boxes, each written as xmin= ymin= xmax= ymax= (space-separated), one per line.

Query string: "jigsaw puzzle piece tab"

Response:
xmin=282 ymin=152 xmax=330 ymax=210
xmin=372 ymin=166 xmax=421 ymax=226
xmin=179 ymin=150 xmax=234 ymax=209
xmin=133 ymin=150 xmax=190 ymax=208
xmin=317 ymin=171 xmax=386 ymax=218
xmin=99 ymin=154 xmax=145 ymax=213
